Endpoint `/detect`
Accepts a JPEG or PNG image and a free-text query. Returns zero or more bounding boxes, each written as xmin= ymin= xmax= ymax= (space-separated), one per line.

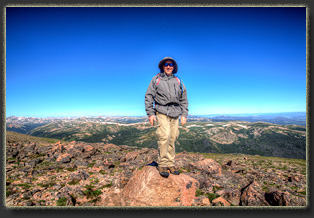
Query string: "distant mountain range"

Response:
xmin=6 ymin=114 xmax=306 ymax=160
xmin=200 ymin=112 xmax=306 ymax=126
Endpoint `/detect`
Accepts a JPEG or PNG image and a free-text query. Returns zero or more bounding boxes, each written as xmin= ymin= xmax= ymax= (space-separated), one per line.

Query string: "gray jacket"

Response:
xmin=145 ymin=73 xmax=188 ymax=118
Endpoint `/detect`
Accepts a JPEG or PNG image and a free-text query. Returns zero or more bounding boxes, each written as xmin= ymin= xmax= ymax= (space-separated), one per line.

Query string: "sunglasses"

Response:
xmin=164 ymin=63 xmax=174 ymax=67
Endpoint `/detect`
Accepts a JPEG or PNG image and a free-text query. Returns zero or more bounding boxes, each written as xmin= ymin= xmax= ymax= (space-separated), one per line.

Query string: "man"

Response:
xmin=145 ymin=57 xmax=188 ymax=178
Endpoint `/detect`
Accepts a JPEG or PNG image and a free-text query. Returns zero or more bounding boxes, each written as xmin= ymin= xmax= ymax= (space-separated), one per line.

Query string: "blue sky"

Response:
xmin=6 ymin=7 xmax=306 ymax=117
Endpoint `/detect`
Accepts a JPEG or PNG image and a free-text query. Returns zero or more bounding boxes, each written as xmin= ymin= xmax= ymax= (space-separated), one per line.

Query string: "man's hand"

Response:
xmin=149 ymin=115 xmax=157 ymax=126
xmin=181 ymin=116 xmax=187 ymax=126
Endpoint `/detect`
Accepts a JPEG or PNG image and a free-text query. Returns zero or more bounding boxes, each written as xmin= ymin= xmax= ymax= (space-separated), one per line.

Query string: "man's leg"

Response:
xmin=167 ymin=116 xmax=179 ymax=167
xmin=156 ymin=113 xmax=171 ymax=167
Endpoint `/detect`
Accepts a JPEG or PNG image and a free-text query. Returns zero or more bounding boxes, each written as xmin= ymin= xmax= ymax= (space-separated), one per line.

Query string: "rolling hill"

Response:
xmin=16 ymin=119 xmax=307 ymax=160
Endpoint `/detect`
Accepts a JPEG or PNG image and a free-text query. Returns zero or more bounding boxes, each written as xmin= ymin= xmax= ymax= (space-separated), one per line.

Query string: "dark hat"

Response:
xmin=158 ymin=57 xmax=178 ymax=74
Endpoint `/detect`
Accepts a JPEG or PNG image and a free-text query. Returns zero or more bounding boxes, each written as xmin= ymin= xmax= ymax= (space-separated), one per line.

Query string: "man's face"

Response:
xmin=162 ymin=60 xmax=174 ymax=76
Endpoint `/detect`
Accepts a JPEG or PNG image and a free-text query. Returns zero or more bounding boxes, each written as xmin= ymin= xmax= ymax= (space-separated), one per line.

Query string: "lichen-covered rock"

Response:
xmin=240 ymin=181 xmax=270 ymax=206
xmin=121 ymin=166 xmax=199 ymax=206
xmin=190 ymin=158 xmax=222 ymax=175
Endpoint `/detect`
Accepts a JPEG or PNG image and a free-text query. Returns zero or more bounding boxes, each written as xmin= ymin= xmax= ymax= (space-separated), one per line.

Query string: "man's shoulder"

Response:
xmin=151 ymin=73 xmax=161 ymax=79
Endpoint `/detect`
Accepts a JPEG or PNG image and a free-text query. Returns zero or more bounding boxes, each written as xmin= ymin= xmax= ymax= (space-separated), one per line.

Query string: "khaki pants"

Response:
xmin=155 ymin=112 xmax=180 ymax=167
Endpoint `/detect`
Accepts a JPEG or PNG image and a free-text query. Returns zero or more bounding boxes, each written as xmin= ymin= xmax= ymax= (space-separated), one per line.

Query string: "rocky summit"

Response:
xmin=6 ymin=132 xmax=307 ymax=207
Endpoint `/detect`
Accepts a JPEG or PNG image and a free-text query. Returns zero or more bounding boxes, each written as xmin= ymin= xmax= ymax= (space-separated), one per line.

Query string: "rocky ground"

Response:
xmin=5 ymin=132 xmax=307 ymax=207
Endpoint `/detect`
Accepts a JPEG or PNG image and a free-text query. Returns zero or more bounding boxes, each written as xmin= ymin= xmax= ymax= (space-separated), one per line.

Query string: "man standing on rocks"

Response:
xmin=145 ymin=57 xmax=188 ymax=178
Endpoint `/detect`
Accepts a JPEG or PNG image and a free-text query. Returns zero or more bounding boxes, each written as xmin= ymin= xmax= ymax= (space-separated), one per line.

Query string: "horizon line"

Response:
xmin=6 ymin=111 xmax=306 ymax=119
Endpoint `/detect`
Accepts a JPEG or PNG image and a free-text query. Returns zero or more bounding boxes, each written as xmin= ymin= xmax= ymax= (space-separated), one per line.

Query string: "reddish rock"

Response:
xmin=176 ymin=151 xmax=205 ymax=169
xmin=56 ymin=153 xmax=71 ymax=163
xmin=195 ymin=195 xmax=211 ymax=206
xmin=120 ymin=151 xmax=138 ymax=162
xmin=200 ymin=197 xmax=211 ymax=206
xmin=97 ymin=187 xmax=123 ymax=206
xmin=103 ymin=143 xmax=121 ymax=151
xmin=92 ymin=166 xmax=103 ymax=172
xmin=82 ymin=144 xmax=95 ymax=153
xmin=190 ymin=159 xmax=222 ymax=175
xmin=55 ymin=141 xmax=64 ymax=152
xmin=121 ymin=166 xmax=199 ymax=206
xmin=240 ymin=181 xmax=269 ymax=206
xmin=212 ymin=196 xmax=231 ymax=206
xmin=221 ymin=189 xmax=241 ymax=206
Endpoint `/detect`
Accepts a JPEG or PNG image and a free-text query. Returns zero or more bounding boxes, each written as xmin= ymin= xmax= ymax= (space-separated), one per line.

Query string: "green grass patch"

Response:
xmin=68 ymin=179 xmax=80 ymax=185
xmin=195 ymin=189 xmax=204 ymax=197
xmin=83 ymin=185 xmax=102 ymax=199
xmin=262 ymin=185 xmax=270 ymax=192
xmin=66 ymin=168 xmax=77 ymax=172
xmin=99 ymin=170 xmax=106 ymax=175
xmin=89 ymin=178 xmax=99 ymax=184
xmin=6 ymin=189 xmax=16 ymax=197
xmin=56 ymin=197 xmax=67 ymax=206
xmin=298 ymin=191 xmax=306 ymax=195
xmin=206 ymin=193 xmax=220 ymax=202
xmin=87 ymin=163 xmax=95 ymax=168
xmin=16 ymin=183 xmax=31 ymax=189
xmin=100 ymin=182 xmax=112 ymax=189
xmin=38 ymin=182 xmax=56 ymax=188
xmin=213 ymin=186 xmax=222 ymax=192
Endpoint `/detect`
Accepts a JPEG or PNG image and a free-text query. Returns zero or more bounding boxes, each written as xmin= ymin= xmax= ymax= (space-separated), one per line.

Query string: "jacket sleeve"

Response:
xmin=180 ymin=80 xmax=189 ymax=117
xmin=145 ymin=76 xmax=157 ymax=117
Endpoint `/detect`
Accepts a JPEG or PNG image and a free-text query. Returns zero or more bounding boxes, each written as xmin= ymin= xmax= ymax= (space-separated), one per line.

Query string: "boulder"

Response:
xmin=55 ymin=141 xmax=66 ymax=153
xmin=265 ymin=191 xmax=289 ymax=206
xmin=190 ymin=158 xmax=222 ymax=175
xmin=220 ymin=189 xmax=241 ymax=206
xmin=240 ymin=181 xmax=269 ymax=206
xmin=97 ymin=187 xmax=123 ymax=206
xmin=56 ymin=153 xmax=71 ymax=163
xmin=194 ymin=195 xmax=211 ymax=206
xmin=121 ymin=166 xmax=199 ymax=206
xmin=212 ymin=196 xmax=231 ymax=206
xmin=103 ymin=143 xmax=121 ymax=151
xmin=82 ymin=144 xmax=95 ymax=153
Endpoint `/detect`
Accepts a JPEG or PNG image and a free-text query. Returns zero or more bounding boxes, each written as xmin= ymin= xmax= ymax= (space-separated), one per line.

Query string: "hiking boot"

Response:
xmin=168 ymin=166 xmax=180 ymax=175
xmin=157 ymin=166 xmax=169 ymax=178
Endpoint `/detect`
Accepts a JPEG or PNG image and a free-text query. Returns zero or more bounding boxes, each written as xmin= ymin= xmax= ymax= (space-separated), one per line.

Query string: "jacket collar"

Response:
xmin=159 ymin=72 xmax=175 ymax=78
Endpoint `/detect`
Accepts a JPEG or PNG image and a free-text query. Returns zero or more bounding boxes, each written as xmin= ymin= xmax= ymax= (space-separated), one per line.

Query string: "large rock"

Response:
xmin=189 ymin=158 xmax=222 ymax=175
xmin=103 ymin=143 xmax=121 ymax=151
xmin=212 ymin=196 xmax=230 ymax=206
xmin=56 ymin=153 xmax=71 ymax=163
xmin=240 ymin=181 xmax=270 ymax=206
xmin=265 ymin=191 xmax=289 ymax=206
xmin=121 ymin=166 xmax=199 ymax=206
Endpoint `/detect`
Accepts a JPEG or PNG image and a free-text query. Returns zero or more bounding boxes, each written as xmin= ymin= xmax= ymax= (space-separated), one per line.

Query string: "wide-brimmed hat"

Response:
xmin=158 ymin=57 xmax=178 ymax=74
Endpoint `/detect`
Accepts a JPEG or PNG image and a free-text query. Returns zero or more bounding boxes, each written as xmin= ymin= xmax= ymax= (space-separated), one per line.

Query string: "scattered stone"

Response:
xmin=56 ymin=153 xmax=71 ymax=163
xmin=240 ymin=181 xmax=270 ymax=206
xmin=212 ymin=196 xmax=230 ymax=206
xmin=265 ymin=191 xmax=289 ymax=206
xmin=189 ymin=158 xmax=222 ymax=175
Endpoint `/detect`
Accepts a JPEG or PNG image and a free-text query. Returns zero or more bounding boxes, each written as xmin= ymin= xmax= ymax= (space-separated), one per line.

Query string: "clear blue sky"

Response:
xmin=6 ymin=7 xmax=306 ymax=117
